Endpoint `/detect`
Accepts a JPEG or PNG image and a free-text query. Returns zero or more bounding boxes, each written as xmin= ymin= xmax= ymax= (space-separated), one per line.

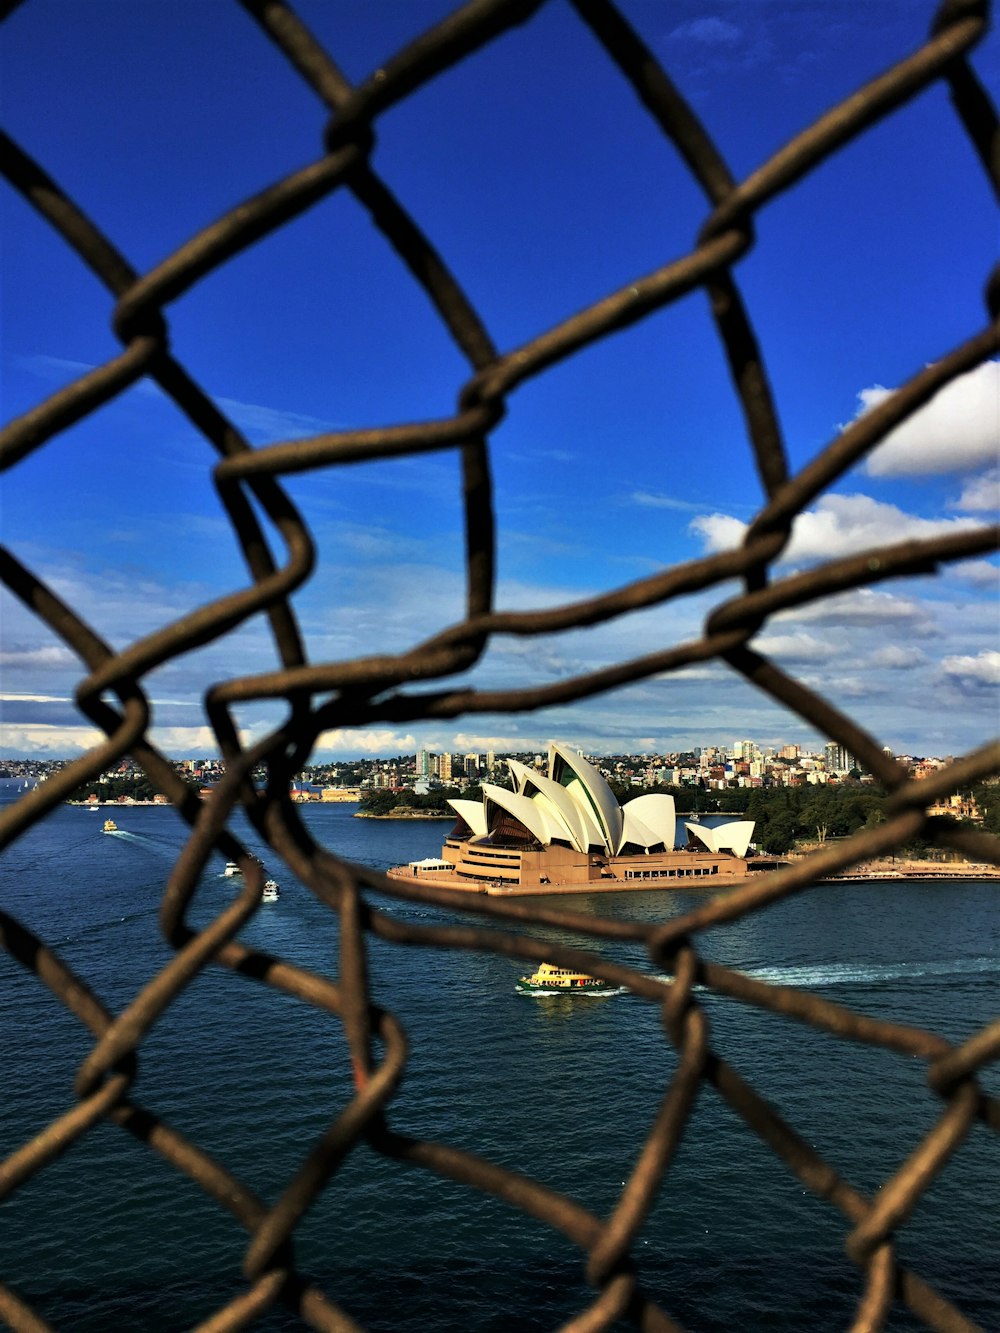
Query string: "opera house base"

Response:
xmin=387 ymin=842 xmax=754 ymax=896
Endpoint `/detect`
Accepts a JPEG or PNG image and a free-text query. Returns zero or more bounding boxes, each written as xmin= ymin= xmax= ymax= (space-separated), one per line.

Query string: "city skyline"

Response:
xmin=2 ymin=2 xmax=997 ymax=762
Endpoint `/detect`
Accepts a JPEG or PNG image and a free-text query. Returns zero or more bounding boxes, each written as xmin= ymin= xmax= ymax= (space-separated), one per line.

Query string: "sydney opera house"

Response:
xmin=389 ymin=743 xmax=756 ymax=896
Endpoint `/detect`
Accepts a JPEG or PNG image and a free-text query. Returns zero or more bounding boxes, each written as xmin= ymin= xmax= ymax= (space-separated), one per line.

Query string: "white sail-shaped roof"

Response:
xmin=548 ymin=742 xmax=622 ymax=854
xmin=507 ymin=759 xmax=600 ymax=852
xmin=713 ymin=820 xmax=755 ymax=858
xmin=619 ymin=794 xmax=676 ymax=852
xmin=447 ymin=798 xmax=488 ymax=838
xmin=446 ymin=744 xmax=752 ymax=860
xmin=618 ymin=808 xmax=660 ymax=852
xmin=482 ymin=783 xmax=553 ymax=846
xmin=686 ymin=822 xmax=716 ymax=852
xmin=685 ymin=820 xmax=755 ymax=858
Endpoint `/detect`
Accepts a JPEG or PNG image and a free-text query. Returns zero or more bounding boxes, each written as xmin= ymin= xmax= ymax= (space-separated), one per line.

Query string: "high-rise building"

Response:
xmin=438 ymin=752 xmax=452 ymax=781
xmin=824 ymin=742 xmax=855 ymax=773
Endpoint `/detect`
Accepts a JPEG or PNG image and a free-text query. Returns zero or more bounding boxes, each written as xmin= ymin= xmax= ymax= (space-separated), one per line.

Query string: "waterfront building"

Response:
xmin=390 ymin=743 xmax=755 ymax=897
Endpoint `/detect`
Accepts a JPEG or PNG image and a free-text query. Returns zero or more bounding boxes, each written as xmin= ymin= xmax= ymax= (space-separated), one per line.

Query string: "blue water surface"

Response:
xmin=1 ymin=802 xmax=997 ymax=1331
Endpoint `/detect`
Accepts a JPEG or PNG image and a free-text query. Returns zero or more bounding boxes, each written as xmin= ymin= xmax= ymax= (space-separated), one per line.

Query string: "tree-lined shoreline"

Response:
xmin=356 ymin=780 xmax=997 ymax=860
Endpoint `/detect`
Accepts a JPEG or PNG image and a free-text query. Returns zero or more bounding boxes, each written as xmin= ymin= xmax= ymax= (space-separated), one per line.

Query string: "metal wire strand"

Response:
xmin=0 ymin=0 xmax=997 ymax=1329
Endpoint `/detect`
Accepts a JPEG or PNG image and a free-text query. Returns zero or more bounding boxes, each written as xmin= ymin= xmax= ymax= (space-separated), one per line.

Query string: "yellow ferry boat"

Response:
xmin=102 ymin=818 xmax=118 ymax=833
xmin=516 ymin=961 xmax=611 ymax=994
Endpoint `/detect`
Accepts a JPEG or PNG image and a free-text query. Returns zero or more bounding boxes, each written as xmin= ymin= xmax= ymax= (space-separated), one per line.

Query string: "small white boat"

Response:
xmin=262 ymin=879 xmax=280 ymax=903
xmin=223 ymin=861 xmax=240 ymax=877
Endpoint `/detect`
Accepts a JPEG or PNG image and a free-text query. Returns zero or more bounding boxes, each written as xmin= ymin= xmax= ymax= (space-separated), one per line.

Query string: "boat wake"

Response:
xmin=518 ymin=986 xmax=625 ymax=997
xmin=741 ymin=957 xmax=997 ymax=987
xmin=652 ymin=957 xmax=997 ymax=989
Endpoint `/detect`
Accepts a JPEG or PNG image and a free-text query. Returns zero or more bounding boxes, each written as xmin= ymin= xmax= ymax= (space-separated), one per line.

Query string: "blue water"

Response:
xmin=1 ymin=803 xmax=997 ymax=1331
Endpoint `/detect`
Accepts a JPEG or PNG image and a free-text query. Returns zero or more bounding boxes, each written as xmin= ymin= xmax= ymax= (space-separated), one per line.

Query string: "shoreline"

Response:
xmin=804 ymin=858 xmax=1000 ymax=882
xmin=354 ymin=811 xmax=452 ymax=820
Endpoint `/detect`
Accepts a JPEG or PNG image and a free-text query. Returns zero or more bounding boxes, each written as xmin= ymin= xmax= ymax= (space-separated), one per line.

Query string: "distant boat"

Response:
xmin=103 ymin=818 xmax=118 ymax=834
xmin=262 ymin=879 xmax=280 ymax=903
xmin=516 ymin=962 xmax=610 ymax=994
xmin=224 ymin=856 xmax=264 ymax=878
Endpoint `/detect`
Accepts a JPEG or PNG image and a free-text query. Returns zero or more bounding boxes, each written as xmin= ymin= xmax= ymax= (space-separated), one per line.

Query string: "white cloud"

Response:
xmin=0 ymin=723 xmax=106 ymax=754
xmin=869 ymin=644 xmax=927 ymax=669
xmin=0 ymin=646 xmax=77 ymax=670
xmin=951 ymin=467 xmax=1000 ymax=514
xmin=149 ymin=726 xmax=244 ymax=754
xmin=939 ymin=650 xmax=1000 ymax=688
xmin=789 ymin=587 xmax=938 ymax=634
xmin=451 ymin=732 xmax=540 ymax=753
xmin=314 ymin=728 xmax=417 ymax=755
xmin=751 ymin=622 xmax=928 ymax=684
xmin=213 ymin=395 xmax=343 ymax=443
xmin=857 ymin=360 xmax=1000 ymax=477
xmin=0 ymin=691 xmax=73 ymax=704
xmin=17 ymin=353 xmax=344 ymax=443
xmin=752 ymin=632 xmax=828 ymax=662
xmin=656 ymin=663 xmax=727 ymax=683
xmin=668 ymin=17 xmax=742 ymax=46
xmin=949 ymin=559 xmax=1000 ymax=588
xmin=690 ymin=511 xmax=748 ymax=552
xmin=804 ymin=673 xmax=884 ymax=701
xmin=630 ymin=490 xmax=704 ymax=513
xmin=691 ymin=493 xmax=980 ymax=562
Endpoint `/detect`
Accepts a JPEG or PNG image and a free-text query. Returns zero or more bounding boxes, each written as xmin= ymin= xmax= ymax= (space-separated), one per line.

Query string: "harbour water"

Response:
xmin=1 ymin=802 xmax=997 ymax=1330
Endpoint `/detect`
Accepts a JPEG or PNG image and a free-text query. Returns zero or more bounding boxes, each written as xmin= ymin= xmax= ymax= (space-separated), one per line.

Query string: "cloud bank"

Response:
xmin=691 ymin=493 xmax=981 ymax=562
xmin=856 ymin=360 xmax=999 ymax=478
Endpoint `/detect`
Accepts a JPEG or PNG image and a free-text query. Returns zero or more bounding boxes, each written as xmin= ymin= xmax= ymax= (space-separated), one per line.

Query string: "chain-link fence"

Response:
xmin=1 ymin=0 xmax=998 ymax=1328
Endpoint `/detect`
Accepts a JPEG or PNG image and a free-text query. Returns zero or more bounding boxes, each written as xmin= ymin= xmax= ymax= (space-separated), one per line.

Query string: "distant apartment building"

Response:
xmin=824 ymin=742 xmax=856 ymax=774
xmin=438 ymin=752 xmax=452 ymax=781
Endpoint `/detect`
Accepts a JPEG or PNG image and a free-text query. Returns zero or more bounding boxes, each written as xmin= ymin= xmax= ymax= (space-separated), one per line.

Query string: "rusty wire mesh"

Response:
xmin=1 ymin=0 xmax=999 ymax=1328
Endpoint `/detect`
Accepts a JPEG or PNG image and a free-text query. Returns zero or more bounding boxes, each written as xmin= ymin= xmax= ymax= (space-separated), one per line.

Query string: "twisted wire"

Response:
xmin=1 ymin=0 xmax=997 ymax=1328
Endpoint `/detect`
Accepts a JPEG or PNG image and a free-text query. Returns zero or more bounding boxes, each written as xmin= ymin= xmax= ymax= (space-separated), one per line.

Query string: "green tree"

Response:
xmin=761 ymin=812 xmax=797 ymax=855
xmin=359 ymin=790 xmax=402 ymax=815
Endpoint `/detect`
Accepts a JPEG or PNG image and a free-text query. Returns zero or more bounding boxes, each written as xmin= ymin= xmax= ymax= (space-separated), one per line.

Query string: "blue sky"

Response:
xmin=2 ymin=0 xmax=998 ymax=761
